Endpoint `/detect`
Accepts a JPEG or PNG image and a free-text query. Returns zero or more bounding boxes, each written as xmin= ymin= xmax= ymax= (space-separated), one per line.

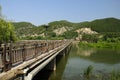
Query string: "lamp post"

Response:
xmin=44 ymin=25 xmax=49 ymax=37
xmin=43 ymin=24 xmax=49 ymax=52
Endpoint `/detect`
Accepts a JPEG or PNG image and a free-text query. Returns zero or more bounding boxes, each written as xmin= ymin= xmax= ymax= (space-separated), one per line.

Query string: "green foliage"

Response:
xmin=83 ymin=65 xmax=120 ymax=80
xmin=84 ymin=65 xmax=93 ymax=80
xmin=22 ymin=36 xmax=43 ymax=40
xmin=47 ymin=37 xmax=64 ymax=40
xmin=0 ymin=19 xmax=17 ymax=43
xmin=12 ymin=22 xmax=36 ymax=36
xmin=12 ymin=17 xmax=120 ymax=40
xmin=79 ymin=42 xmax=92 ymax=48
xmin=81 ymin=18 xmax=120 ymax=32
xmin=61 ymin=31 xmax=78 ymax=39
xmin=101 ymin=32 xmax=120 ymax=42
xmin=82 ymin=34 xmax=99 ymax=43
xmin=111 ymin=70 xmax=120 ymax=80
xmin=79 ymin=42 xmax=120 ymax=49
xmin=13 ymin=22 xmax=36 ymax=29
xmin=47 ymin=32 xmax=56 ymax=37
xmin=48 ymin=20 xmax=76 ymax=30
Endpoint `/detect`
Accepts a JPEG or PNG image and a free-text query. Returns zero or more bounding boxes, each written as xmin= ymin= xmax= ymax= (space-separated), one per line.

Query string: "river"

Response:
xmin=33 ymin=42 xmax=120 ymax=80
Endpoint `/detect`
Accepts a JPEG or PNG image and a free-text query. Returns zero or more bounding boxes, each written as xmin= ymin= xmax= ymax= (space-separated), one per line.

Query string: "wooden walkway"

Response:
xmin=0 ymin=40 xmax=71 ymax=80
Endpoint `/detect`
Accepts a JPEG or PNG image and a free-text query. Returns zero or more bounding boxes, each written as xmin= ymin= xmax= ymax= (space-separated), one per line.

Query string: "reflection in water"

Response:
xmin=33 ymin=54 xmax=69 ymax=80
xmin=77 ymin=48 xmax=96 ymax=56
xmin=62 ymin=42 xmax=120 ymax=80
xmin=72 ymin=43 xmax=120 ymax=64
xmin=73 ymin=42 xmax=95 ymax=56
xmin=84 ymin=49 xmax=120 ymax=64
xmin=33 ymin=42 xmax=120 ymax=80
xmin=49 ymin=55 xmax=69 ymax=80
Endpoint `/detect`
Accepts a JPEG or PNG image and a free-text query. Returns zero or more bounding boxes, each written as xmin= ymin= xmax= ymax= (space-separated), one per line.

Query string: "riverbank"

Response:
xmin=78 ymin=42 xmax=120 ymax=49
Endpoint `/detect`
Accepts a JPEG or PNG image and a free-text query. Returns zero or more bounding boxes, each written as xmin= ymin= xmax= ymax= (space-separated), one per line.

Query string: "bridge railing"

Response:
xmin=0 ymin=40 xmax=68 ymax=72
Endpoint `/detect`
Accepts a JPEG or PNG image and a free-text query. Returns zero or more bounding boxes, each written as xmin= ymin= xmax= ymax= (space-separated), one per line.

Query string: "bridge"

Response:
xmin=0 ymin=40 xmax=72 ymax=80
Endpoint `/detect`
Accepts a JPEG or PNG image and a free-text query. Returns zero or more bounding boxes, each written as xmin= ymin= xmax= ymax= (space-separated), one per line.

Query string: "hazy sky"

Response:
xmin=0 ymin=0 xmax=120 ymax=25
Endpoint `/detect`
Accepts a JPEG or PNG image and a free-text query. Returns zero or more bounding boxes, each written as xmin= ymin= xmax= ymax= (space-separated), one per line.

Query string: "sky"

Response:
xmin=0 ymin=0 xmax=120 ymax=26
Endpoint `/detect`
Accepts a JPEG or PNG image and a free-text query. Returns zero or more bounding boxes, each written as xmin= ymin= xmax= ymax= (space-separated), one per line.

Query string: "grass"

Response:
xmin=78 ymin=42 xmax=120 ymax=49
xmin=83 ymin=65 xmax=120 ymax=80
xmin=84 ymin=65 xmax=93 ymax=80
xmin=110 ymin=70 xmax=120 ymax=80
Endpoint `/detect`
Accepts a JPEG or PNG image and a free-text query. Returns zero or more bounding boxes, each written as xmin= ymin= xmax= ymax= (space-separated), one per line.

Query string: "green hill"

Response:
xmin=48 ymin=20 xmax=77 ymax=30
xmin=12 ymin=17 xmax=120 ymax=40
xmin=80 ymin=18 xmax=120 ymax=32
xmin=12 ymin=22 xmax=36 ymax=37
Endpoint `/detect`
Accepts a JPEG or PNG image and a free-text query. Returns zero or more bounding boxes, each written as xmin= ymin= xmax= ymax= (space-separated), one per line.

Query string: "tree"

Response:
xmin=0 ymin=6 xmax=17 ymax=44
xmin=62 ymin=31 xmax=78 ymax=39
xmin=82 ymin=34 xmax=98 ymax=42
xmin=42 ymin=24 xmax=49 ymax=38
xmin=47 ymin=32 xmax=56 ymax=37
xmin=0 ymin=18 xmax=17 ymax=44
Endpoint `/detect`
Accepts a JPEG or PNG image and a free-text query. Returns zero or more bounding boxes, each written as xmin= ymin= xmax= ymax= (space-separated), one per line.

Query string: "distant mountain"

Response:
xmin=12 ymin=17 xmax=120 ymax=39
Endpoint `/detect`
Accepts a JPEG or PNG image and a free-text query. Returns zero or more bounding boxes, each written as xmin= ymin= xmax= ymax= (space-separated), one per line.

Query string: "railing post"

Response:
xmin=2 ymin=44 xmax=6 ymax=71
xmin=2 ymin=43 xmax=12 ymax=71
xmin=46 ymin=42 xmax=48 ymax=52
xmin=34 ymin=43 xmax=38 ymax=57
xmin=9 ymin=42 xmax=12 ymax=69
xmin=38 ymin=43 xmax=42 ymax=55
xmin=52 ymin=41 xmax=54 ymax=49
xmin=22 ymin=44 xmax=26 ymax=61
xmin=0 ymin=44 xmax=4 ymax=72
xmin=40 ymin=43 xmax=42 ymax=54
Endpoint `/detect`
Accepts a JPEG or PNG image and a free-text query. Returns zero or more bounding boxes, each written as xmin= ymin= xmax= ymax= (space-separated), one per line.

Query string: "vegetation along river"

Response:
xmin=33 ymin=42 xmax=120 ymax=80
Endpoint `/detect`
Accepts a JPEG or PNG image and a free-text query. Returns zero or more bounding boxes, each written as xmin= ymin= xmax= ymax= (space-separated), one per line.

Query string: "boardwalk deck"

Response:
xmin=0 ymin=40 xmax=71 ymax=80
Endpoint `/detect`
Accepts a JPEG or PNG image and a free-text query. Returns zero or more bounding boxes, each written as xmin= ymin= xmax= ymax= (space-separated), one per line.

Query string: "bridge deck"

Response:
xmin=0 ymin=40 xmax=71 ymax=80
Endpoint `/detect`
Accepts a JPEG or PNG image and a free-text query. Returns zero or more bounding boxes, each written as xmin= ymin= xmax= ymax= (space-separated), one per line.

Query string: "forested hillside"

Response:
xmin=80 ymin=18 xmax=120 ymax=32
xmin=12 ymin=22 xmax=36 ymax=37
xmin=12 ymin=18 xmax=120 ymax=40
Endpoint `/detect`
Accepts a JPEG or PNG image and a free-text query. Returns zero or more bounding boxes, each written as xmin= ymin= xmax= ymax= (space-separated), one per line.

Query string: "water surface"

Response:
xmin=33 ymin=42 xmax=120 ymax=80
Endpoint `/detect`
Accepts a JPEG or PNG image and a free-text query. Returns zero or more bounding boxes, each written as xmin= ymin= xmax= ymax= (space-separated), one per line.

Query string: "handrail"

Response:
xmin=0 ymin=40 xmax=70 ymax=72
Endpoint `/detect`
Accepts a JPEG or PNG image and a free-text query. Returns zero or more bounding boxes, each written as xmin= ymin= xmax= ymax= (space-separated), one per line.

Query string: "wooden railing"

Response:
xmin=0 ymin=40 xmax=68 ymax=72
